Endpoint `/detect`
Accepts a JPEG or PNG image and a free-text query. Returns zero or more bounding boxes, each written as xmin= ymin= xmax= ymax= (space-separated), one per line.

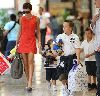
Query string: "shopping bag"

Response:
xmin=11 ymin=52 xmax=23 ymax=79
xmin=0 ymin=52 xmax=11 ymax=75
xmin=68 ymin=64 xmax=88 ymax=92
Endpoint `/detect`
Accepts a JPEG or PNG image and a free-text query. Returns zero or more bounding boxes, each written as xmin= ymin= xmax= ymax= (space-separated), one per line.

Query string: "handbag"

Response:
xmin=11 ymin=52 xmax=23 ymax=79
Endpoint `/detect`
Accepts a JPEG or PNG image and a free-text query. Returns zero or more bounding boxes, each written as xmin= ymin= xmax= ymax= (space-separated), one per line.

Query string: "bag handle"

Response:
xmin=72 ymin=62 xmax=83 ymax=71
xmin=78 ymin=63 xmax=83 ymax=67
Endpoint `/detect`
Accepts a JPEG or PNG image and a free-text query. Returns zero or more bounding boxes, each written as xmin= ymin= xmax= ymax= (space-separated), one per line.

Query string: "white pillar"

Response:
xmin=30 ymin=0 xmax=40 ymax=15
xmin=17 ymin=0 xmax=26 ymax=11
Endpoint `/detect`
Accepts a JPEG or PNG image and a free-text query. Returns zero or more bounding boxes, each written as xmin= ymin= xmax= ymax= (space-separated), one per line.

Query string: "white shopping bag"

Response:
xmin=68 ymin=64 xmax=88 ymax=92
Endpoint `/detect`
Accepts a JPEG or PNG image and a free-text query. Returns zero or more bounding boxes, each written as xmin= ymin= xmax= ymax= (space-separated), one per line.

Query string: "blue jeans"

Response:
xmin=95 ymin=52 xmax=100 ymax=95
xmin=5 ymin=41 xmax=16 ymax=57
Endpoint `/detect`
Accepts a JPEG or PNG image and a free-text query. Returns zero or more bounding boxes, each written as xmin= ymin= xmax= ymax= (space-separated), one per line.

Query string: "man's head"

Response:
xmin=95 ymin=0 xmax=100 ymax=8
xmin=10 ymin=14 xmax=16 ymax=21
xmin=63 ymin=20 xmax=74 ymax=35
xmin=18 ymin=11 xmax=23 ymax=18
xmin=39 ymin=7 xmax=44 ymax=15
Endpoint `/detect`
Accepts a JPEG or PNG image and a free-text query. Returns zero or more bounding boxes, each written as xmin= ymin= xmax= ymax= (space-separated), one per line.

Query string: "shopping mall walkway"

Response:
xmin=0 ymin=53 xmax=96 ymax=96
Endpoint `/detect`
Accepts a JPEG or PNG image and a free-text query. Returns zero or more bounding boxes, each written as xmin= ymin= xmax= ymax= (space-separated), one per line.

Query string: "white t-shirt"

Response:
xmin=81 ymin=39 xmax=96 ymax=61
xmin=39 ymin=14 xmax=50 ymax=29
xmin=56 ymin=33 xmax=80 ymax=56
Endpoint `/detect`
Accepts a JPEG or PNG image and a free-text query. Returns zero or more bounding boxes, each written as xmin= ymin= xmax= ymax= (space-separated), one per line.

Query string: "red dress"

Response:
xmin=17 ymin=16 xmax=37 ymax=54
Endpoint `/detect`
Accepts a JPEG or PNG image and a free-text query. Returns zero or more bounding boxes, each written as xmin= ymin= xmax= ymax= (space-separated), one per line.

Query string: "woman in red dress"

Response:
xmin=17 ymin=3 xmax=41 ymax=92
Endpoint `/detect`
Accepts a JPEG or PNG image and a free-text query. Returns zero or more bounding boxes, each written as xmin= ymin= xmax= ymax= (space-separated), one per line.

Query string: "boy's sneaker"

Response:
xmin=96 ymin=93 xmax=100 ymax=96
xmin=53 ymin=85 xmax=57 ymax=92
xmin=88 ymin=83 xmax=92 ymax=91
xmin=61 ymin=85 xmax=70 ymax=96
xmin=47 ymin=82 xmax=51 ymax=89
xmin=92 ymin=83 xmax=97 ymax=89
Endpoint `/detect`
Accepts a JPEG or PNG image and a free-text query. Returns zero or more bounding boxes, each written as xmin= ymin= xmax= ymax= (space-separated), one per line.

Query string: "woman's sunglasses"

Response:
xmin=23 ymin=11 xmax=30 ymax=14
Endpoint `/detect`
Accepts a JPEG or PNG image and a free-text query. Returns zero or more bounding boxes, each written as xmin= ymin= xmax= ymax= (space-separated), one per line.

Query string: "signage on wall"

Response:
xmin=49 ymin=2 xmax=73 ymax=15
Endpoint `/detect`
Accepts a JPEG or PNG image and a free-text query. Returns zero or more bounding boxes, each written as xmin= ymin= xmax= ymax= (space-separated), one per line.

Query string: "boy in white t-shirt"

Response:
xmin=56 ymin=20 xmax=81 ymax=95
xmin=81 ymin=27 xmax=97 ymax=90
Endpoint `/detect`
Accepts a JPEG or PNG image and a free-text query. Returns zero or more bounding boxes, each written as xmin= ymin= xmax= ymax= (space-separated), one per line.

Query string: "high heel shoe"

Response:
xmin=26 ymin=87 xmax=32 ymax=92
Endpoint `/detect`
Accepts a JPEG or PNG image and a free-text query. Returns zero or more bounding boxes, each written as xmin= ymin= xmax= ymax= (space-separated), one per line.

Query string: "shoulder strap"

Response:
xmin=8 ymin=22 xmax=17 ymax=33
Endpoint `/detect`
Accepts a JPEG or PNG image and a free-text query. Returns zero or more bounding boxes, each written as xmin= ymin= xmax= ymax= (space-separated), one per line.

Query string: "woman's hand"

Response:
xmin=16 ymin=40 xmax=19 ymax=49
xmin=38 ymin=42 xmax=41 ymax=54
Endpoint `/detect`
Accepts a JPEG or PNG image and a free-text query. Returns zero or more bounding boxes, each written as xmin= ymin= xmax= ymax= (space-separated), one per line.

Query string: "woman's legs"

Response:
xmin=27 ymin=53 xmax=34 ymax=88
xmin=21 ymin=53 xmax=29 ymax=81
xmin=22 ymin=53 xmax=34 ymax=89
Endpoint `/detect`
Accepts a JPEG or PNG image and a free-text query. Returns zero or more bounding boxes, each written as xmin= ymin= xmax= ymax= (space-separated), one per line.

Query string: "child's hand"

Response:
xmin=85 ymin=54 xmax=91 ymax=58
xmin=92 ymin=14 xmax=99 ymax=24
xmin=97 ymin=46 xmax=100 ymax=52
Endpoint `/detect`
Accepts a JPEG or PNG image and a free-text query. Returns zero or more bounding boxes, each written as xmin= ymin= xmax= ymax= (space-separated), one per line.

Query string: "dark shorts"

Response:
xmin=46 ymin=68 xmax=58 ymax=81
xmin=57 ymin=54 xmax=77 ymax=80
xmin=85 ymin=61 xmax=97 ymax=76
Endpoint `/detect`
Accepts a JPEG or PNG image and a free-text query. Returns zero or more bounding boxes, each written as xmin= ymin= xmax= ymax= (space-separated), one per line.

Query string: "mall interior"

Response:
xmin=0 ymin=0 xmax=98 ymax=96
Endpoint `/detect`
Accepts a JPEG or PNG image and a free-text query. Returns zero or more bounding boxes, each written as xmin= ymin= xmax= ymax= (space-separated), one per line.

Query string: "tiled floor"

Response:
xmin=0 ymin=53 xmax=96 ymax=96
